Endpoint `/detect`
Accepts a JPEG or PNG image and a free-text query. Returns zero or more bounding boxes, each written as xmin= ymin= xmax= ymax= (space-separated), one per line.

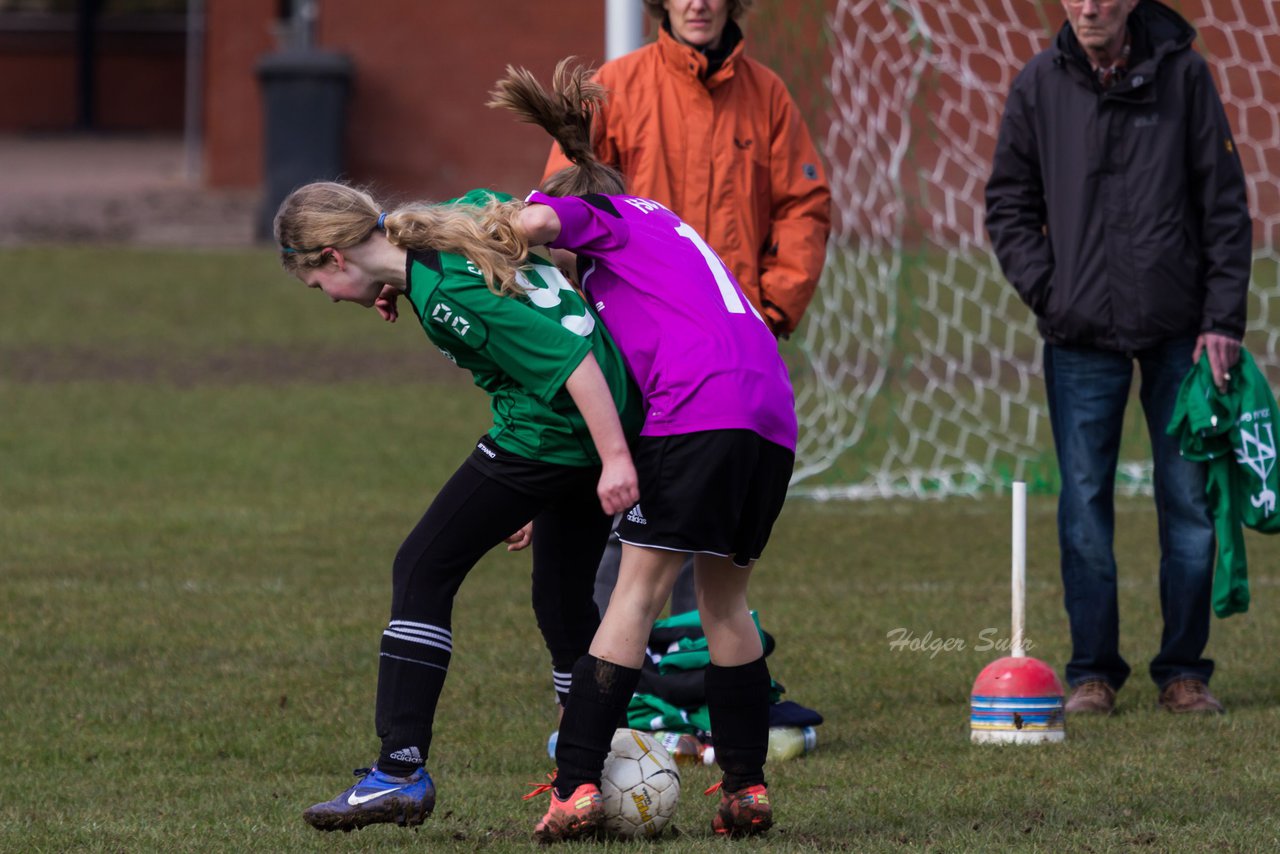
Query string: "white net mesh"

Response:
xmin=791 ymin=0 xmax=1280 ymax=499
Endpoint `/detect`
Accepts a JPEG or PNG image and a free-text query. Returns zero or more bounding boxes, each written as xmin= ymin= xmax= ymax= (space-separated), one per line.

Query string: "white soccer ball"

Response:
xmin=599 ymin=728 xmax=681 ymax=838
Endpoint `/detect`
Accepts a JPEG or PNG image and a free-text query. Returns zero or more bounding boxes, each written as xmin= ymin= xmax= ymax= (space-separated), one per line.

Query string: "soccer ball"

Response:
xmin=599 ymin=728 xmax=681 ymax=838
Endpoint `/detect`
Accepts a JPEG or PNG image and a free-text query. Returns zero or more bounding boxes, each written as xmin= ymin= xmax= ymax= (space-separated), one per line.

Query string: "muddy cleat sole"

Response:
xmin=302 ymin=765 xmax=435 ymax=832
xmin=712 ymin=783 xmax=773 ymax=837
xmin=533 ymin=782 xmax=605 ymax=844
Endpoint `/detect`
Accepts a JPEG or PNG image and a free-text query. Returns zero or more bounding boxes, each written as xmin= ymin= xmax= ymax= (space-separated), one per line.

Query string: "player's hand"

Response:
xmin=375 ymin=284 xmax=400 ymax=323
xmin=597 ymin=454 xmax=639 ymax=516
xmin=1193 ymin=332 xmax=1241 ymax=392
xmin=504 ymin=522 xmax=533 ymax=552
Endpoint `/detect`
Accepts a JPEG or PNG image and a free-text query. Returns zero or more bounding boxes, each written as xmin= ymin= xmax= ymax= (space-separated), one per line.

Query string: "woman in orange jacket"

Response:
xmin=543 ymin=0 xmax=831 ymax=339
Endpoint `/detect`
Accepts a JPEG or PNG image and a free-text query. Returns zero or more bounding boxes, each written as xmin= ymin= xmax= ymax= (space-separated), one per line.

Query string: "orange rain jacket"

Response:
xmin=543 ymin=25 xmax=831 ymax=337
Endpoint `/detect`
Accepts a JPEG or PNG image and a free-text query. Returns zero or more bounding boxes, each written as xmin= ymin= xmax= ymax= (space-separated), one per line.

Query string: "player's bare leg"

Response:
xmin=590 ymin=545 xmax=686 ymax=666
xmin=694 ymin=554 xmax=763 ymax=666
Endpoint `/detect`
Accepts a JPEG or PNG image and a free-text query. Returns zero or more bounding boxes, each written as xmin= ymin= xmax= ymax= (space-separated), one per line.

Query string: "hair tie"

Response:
xmin=280 ymin=246 xmax=298 ymax=255
xmin=376 ymin=211 xmax=388 ymax=230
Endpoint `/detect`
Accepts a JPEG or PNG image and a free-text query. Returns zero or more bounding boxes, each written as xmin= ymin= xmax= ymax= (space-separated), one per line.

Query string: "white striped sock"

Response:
xmin=384 ymin=620 xmax=453 ymax=654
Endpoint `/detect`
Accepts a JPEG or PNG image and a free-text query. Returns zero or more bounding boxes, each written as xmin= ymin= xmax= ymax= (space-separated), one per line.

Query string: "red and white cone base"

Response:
xmin=970 ymin=656 xmax=1065 ymax=744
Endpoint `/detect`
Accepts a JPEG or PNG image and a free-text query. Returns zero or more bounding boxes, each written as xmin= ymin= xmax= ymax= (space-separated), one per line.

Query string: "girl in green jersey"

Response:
xmin=274 ymin=181 xmax=641 ymax=833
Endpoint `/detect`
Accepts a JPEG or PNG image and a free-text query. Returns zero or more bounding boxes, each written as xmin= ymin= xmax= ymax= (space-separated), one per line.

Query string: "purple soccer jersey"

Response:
xmin=527 ymin=191 xmax=797 ymax=451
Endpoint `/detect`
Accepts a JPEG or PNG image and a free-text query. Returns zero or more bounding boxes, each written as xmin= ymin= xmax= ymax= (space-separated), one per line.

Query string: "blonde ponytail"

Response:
xmin=274 ymin=182 xmax=530 ymax=297
xmin=384 ymin=198 xmax=530 ymax=297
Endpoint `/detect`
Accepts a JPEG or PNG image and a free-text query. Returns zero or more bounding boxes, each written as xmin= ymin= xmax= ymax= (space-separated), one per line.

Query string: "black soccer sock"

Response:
xmin=706 ymin=656 xmax=771 ymax=792
xmin=374 ymin=633 xmax=449 ymax=777
xmin=553 ymin=655 xmax=641 ymax=798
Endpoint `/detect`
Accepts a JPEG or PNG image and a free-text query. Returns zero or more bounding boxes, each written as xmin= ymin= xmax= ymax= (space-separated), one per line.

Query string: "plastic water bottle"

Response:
xmin=654 ymin=730 xmax=706 ymax=765
xmin=766 ymin=726 xmax=818 ymax=762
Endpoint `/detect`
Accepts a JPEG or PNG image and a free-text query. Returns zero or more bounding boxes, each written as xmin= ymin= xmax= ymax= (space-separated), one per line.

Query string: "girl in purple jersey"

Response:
xmin=486 ymin=60 xmax=796 ymax=841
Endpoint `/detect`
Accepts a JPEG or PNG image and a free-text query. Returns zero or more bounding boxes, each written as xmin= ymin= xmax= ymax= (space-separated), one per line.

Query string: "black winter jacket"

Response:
xmin=984 ymin=0 xmax=1251 ymax=351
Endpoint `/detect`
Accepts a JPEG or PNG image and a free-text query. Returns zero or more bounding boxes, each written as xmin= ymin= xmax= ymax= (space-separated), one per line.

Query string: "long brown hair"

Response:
xmin=487 ymin=58 xmax=626 ymax=197
xmin=273 ymin=182 xmax=531 ymax=297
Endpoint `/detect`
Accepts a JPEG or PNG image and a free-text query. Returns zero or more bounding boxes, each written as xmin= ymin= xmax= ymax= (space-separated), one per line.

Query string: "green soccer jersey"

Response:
xmin=402 ymin=202 xmax=640 ymax=466
xmin=1168 ymin=350 xmax=1280 ymax=617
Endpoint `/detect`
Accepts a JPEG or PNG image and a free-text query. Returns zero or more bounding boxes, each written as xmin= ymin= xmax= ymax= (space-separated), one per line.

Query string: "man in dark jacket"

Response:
xmin=985 ymin=0 xmax=1252 ymax=715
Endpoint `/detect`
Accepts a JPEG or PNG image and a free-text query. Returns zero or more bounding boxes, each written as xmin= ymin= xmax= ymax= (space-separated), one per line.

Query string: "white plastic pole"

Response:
xmin=605 ymin=0 xmax=646 ymax=60
xmin=1011 ymin=481 xmax=1027 ymax=658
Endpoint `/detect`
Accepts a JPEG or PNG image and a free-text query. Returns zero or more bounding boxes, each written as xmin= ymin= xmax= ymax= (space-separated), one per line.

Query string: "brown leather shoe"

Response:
xmin=1064 ymin=679 xmax=1116 ymax=714
xmin=1157 ymin=678 xmax=1225 ymax=714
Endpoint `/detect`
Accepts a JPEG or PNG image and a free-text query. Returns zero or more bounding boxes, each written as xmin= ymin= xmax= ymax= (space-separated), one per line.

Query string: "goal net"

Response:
xmin=790 ymin=0 xmax=1280 ymax=499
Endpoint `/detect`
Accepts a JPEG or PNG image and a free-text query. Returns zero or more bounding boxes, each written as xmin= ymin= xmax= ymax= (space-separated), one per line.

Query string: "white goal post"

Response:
xmin=790 ymin=0 xmax=1280 ymax=499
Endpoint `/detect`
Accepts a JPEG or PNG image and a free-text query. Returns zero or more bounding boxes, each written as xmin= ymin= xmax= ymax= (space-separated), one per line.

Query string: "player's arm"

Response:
xmin=516 ymin=207 xmax=582 ymax=287
xmin=521 ymin=193 xmax=629 ymax=253
xmin=564 ymin=352 xmax=638 ymax=515
xmin=518 ymin=203 xmax=562 ymax=246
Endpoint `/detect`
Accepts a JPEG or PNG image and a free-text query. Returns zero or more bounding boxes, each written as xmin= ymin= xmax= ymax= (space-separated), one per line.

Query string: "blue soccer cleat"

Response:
xmin=302 ymin=765 xmax=435 ymax=832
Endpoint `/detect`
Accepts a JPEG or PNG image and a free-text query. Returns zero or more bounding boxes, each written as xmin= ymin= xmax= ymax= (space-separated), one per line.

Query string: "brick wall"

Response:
xmin=204 ymin=0 xmax=607 ymax=199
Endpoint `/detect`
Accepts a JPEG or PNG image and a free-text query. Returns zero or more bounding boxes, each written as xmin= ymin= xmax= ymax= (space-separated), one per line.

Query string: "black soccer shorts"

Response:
xmin=615 ymin=429 xmax=794 ymax=567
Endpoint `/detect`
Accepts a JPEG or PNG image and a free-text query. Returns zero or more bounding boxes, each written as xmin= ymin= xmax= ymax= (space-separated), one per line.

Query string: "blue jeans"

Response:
xmin=1044 ymin=339 xmax=1215 ymax=691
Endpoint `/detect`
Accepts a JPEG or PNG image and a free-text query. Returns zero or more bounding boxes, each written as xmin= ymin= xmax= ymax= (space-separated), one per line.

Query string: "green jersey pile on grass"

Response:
xmin=402 ymin=189 xmax=641 ymax=466
xmin=1168 ymin=350 xmax=1280 ymax=616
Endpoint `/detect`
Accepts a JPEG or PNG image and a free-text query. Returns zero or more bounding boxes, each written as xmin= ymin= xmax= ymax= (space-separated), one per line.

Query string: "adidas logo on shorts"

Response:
xmin=626 ymin=504 xmax=647 ymax=525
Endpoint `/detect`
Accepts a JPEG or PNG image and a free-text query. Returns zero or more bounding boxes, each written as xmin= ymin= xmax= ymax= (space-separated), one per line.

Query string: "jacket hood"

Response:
xmin=1054 ymin=0 xmax=1195 ymax=74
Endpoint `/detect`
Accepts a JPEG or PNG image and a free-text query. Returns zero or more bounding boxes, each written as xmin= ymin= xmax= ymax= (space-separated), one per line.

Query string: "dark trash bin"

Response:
xmin=256 ymin=49 xmax=353 ymax=241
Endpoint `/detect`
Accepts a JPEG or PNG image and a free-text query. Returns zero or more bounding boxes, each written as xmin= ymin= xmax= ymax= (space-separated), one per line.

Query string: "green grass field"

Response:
xmin=3 ymin=247 xmax=1279 ymax=852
